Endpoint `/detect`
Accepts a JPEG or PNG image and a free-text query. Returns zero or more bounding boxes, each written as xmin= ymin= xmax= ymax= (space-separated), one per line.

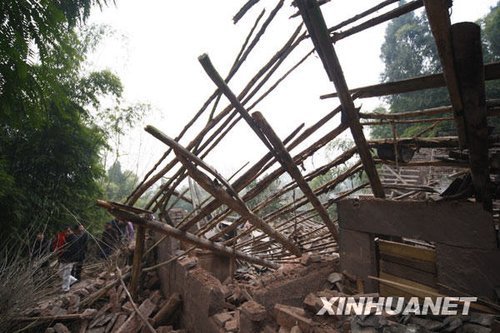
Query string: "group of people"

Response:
xmin=31 ymin=224 xmax=88 ymax=292
xmin=30 ymin=219 xmax=135 ymax=293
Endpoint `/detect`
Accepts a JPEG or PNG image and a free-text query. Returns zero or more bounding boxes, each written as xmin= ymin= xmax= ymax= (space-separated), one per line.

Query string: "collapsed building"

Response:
xmin=24 ymin=0 xmax=500 ymax=332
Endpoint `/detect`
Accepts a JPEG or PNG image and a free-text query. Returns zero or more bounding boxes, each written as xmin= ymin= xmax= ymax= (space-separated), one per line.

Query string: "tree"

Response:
xmin=0 ymin=1 xmax=149 ymax=239
xmin=372 ymin=1 xmax=500 ymax=139
xmin=0 ymin=0 xmax=109 ymax=124
xmin=482 ymin=1 xmax=500 ymax=62
xmin=0 ymin=27 xmax=125 ymax=238
xmin=482 ymin=1 xmax=500 ymax=112
xmin=373 ymin=1 xmax=451 ymax=138
xmin=104 ymin=161 xmax=140 ymax=203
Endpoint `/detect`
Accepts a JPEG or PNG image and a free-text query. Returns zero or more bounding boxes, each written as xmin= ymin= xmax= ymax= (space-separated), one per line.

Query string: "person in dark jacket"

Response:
xmin=71 ymin=224 xmax=88 ymax=280
xmin=59 ymin=228 xmax=79 ymax=292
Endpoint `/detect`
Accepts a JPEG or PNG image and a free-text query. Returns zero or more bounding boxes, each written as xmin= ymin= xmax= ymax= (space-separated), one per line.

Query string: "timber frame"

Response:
xmin=97 ymin=0 xmax=500 ymax=301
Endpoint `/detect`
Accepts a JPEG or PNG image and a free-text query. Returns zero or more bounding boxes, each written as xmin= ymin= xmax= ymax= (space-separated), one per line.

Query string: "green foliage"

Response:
xmin=0 ymin=1 xmax=148 ymax=239
xmin=482 ymin=1 xmax=500 ymax=62
xmin=372 ymin=1 xmax=500 ymax=139
xmin=482 ymin=1 xmax=500 ymax=126
xmin=373 ymin=3 xmax=451 ymax=138
xmin=0 ymin=0 xmax=110 ymax=124
xmin=104 ymin=161 xmax=140 ymax=203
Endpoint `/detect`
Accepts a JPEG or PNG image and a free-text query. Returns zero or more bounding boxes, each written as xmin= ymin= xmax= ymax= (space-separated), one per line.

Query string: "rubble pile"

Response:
xmin=13 ymin=252 xmax=500 ymax=333
xmin=205 ymin=260 xmax=499 ymax=333
xmin=18 ymin=267 xmax=184 ymax=333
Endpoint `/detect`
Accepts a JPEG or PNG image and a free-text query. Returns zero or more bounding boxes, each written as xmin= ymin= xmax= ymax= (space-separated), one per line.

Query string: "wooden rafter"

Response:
xmin=296 ymin=0 xmax=385 ymax=198
xmin=199 ymin=54 xmax=341 ymax=239
xmin=145 ymin=125 xmax=303 ymax=257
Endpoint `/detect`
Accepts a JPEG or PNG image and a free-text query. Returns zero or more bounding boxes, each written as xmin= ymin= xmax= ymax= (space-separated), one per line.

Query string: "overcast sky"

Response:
xmin=88 ymin=0 xmax=498 ymax=181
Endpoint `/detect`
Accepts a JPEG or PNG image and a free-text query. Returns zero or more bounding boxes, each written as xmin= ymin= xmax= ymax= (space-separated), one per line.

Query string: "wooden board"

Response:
xmin=379 ymin=253 xmax=436 ymax=274
xmin=378 ymin=239 xmax=435 ymax=262
xmin=337 ymin=199 xmax=497 ymax=249
xmin=379 ymin=259 xmax=436 ymax=287
xmin=378 ymin=272 xmax=440 ymax=298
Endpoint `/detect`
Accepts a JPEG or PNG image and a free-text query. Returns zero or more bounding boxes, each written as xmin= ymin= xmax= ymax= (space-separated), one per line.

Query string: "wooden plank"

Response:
xmin=339 ymin=228 xmax=378 ymax=292
xmin=380 ymin=253 xmax=436 ymax=274
xmin=130 ymin=226 xmax=145 ymax=300
xmin=296 ymin=0 xmax=385 ymax=198
xmin=373 ymin=274 xmax=498 ymax=313
xmin=379 ymin=283 xmax=418 ymax=299
xmin=380 ymin=259 xmax=437 ymax=287
xmin=451 ymin=22 xmax=492 ymax=211
xmin=378 ymin=239 xmax=435 ymax=262
xmin=436 ymin=244 xmax=500 ymax=301
xmin=378 ymin=272 xmax=440 ymax=297
xmin=337 ymin=199 xmax=497 ymax=249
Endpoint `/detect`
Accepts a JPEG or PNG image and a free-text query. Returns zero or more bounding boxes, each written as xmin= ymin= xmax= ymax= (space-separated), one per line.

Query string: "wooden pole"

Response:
xmin=97 ymin=200 xmax=280 ymax=269
xmin=331 ymin=0 xmax=424 ymax=43
xmin=252 ymin=111 xmax=339 ymax=240
xmin=296 ymin=0 xmax=385 ymax=198
xmin=129 ymin=226 xmax=145 ymax=300
xmin=451 ymin=22 xmax=492 ymax=210
xmin=328 ymin=0 xmax=399 ymax=33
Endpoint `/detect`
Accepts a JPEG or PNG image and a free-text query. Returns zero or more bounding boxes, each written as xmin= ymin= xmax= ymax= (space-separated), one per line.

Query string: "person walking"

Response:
xmin=71 ymin=224 xmax=88 ymax=280
xmin=59 ymin=227 xmax=79 ymax=292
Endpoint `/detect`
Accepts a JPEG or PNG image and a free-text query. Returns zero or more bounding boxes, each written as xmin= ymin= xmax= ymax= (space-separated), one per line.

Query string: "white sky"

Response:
xmin=88 ymin=0 xmax=498 ymax=181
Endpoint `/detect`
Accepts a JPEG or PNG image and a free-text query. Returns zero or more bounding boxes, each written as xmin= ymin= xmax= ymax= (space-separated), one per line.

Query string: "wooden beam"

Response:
xmin=451 ymin=22 xmax=492 ymax=210
xmin=423 ymin=0 xmax=466 ymax=147
xmin=233 ymin=0 xmax=260 ymax=24
xmin=360 ymin=106 xmax=451 ymax=120
xmin=331 ymin=0 xmax=424 ymax=43
xmin=320 ymin=62 xmax=500 ymax=99
xmin=368 ymin=135 xmax=500 ymax=148
xmin=252 ymin=111 xmax=339 ymax=240
xmin=296 ymin=0 xmax=385 ymax=198
xmin=328 ymin=0 xmax=399 ymax=33
xmin=129 ymin=226 xmax=145 ymax=300
xmin=144 ymin=126 xmax=302 ymax=257
xmin=97 ymin=200 xmax=280 ymax=269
